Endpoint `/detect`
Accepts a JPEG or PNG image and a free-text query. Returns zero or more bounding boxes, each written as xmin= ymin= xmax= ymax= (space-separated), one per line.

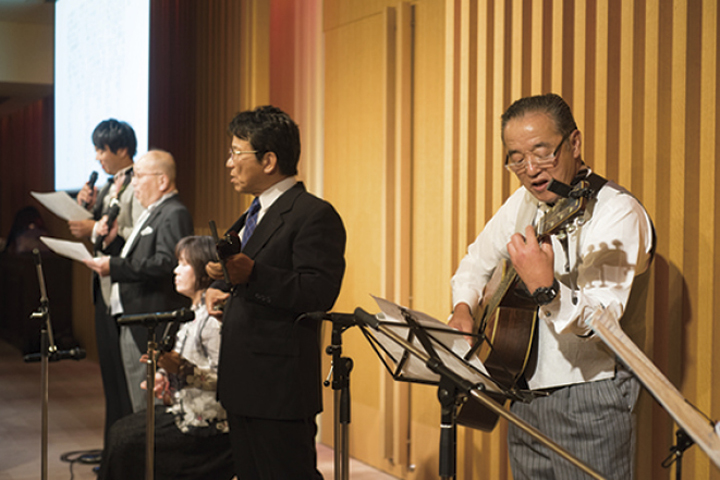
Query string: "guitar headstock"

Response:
xmin=536 ymin=180 xmax=591 ymax=237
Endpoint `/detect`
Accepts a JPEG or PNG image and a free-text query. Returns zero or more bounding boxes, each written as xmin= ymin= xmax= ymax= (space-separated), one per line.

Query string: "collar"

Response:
xmin=114 ymin=164 xmax=134 ymax=179
xmin=146 ymin=191 xmax=178 ymax=211
xmin=255 ymin=177 xmax=297 ymax=214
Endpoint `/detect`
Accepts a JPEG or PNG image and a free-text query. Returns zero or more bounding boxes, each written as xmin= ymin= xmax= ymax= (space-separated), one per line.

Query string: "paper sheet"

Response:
xmin=40 ymin=237 xmax=92 ymax=263
xmin=31 ymin=191 xmax=93 ymax=221
xmin=370 ymin=295 xmax=499 ymax=392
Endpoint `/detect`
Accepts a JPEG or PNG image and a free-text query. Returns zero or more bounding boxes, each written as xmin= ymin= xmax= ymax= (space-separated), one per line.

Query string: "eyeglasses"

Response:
xmin=131 ymin=171 xmax=163 ymax=180
xmin=228 ymin=148 xmax=258 ymax=159
xmin=504 ymin=129 xmax=574 ymax=174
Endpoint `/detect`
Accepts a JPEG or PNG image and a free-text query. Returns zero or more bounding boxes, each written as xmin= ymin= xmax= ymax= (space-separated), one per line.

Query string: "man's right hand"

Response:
xmin=76 ymin=184 xmax=98 ymax=210
xmin=448 ymin=302 xmax=475 ymax=344
xmin=68 ymin=219 xmax=96 ymax=239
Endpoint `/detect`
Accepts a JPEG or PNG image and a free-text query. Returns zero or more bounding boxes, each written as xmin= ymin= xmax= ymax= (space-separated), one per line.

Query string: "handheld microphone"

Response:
xmin=80 ymin=171 xmax=99 ymax=208
xmin=23 ymin=347 xmax=87 ymax=363
xmin=117 ymin=307 xmax=195 ymax=327
xmin=94 ymin=198 xmax=121 ymax=251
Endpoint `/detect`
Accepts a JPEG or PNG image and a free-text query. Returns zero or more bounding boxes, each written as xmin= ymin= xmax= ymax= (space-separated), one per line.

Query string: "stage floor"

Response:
xmin=0 ymin=338 xmax=396 ymax=480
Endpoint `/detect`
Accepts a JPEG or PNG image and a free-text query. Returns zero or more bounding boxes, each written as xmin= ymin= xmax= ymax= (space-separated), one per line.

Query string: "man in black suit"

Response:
xmin=206 ymin=106 xmax=346 ymax=479
xmin=69 ymin=119 xmax=144 ymax=448
xmin=85 ymin=149 xmax=193 ymax=412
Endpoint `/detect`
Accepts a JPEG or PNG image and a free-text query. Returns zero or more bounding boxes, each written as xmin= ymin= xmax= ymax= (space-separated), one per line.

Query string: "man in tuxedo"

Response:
xmin=205 ymin=106 xmax=346 ymax=479
xmin=85 ymin=149 xmax=193 ymax=412
xmin=69 ymin=119 xmax=144 ymax=449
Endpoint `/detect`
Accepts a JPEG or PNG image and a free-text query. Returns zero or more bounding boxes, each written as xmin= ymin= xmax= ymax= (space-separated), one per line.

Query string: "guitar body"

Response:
xmin=457 ymin=261 xmax=537 ymax=432
xmin=475 ymin=260 xmax=538 ymax=388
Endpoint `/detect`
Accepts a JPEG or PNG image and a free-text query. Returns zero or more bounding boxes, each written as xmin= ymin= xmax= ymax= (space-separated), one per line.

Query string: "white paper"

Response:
xmin=370 ymin=295 xmax=500 ymax=393
xmin=31 ymin=191 xmax=93 ymax=221
xmin=40 ymin=237 xmax=92 ymax=263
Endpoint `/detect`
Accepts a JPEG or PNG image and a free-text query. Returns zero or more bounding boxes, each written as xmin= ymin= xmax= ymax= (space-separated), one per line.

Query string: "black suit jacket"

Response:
xmin=109 ymin=194 xmax=193 ymax=349
xmin=216 ymin=182 xmax=346 ymax=420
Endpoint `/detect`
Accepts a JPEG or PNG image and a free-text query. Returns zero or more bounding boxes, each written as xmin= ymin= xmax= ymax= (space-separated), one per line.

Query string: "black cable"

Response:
xmin=60 ymin=449 xmax=103 ymax=479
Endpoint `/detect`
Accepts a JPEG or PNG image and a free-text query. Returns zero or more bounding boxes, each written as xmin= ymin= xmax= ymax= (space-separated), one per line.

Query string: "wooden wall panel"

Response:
xmin=322 ymin=6 xmax=392 ymax=468
xmin=434 ymin=1 xmax=720 ymax=479
xmin=322 ymin=0 xmax=720 ymax=479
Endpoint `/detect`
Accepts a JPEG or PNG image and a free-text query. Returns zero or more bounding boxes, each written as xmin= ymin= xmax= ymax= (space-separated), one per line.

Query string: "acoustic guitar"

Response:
xmin=457 ymin=180 xmax=591 ymax=431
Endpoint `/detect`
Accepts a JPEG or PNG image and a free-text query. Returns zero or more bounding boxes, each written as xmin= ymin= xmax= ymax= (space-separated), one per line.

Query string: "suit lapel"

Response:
xmin=124 ymin=196 xmax=171 ymax=256
xmin=242 ymin=183 xmax=305 ymax=257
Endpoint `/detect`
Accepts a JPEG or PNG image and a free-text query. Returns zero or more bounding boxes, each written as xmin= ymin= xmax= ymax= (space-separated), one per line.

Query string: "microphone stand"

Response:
xmin=29 ymin=249 xmax=56 ymax=480
xmin=662 ymin=428 xmax=694 ymax=480
xmin=117 ymin=310 xmax=195 ymax=480
xmin=144 ymin=323 xmax=159 ymax=480
xmin=323 ymin=315 xmax=355 ymax=480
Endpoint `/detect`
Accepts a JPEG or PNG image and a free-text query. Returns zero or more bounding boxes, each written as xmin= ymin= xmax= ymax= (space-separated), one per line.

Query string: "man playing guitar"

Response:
xmin=449 ymin=93 xmax=655 ymax=480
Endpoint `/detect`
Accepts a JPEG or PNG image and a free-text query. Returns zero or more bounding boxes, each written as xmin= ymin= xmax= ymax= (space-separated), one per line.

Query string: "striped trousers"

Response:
xmin=507 ymin=368 xmax=640 ymax=480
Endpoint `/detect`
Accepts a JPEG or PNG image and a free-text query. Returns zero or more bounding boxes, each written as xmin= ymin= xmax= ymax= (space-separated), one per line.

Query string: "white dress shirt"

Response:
xmin=451 ymin=175 xmax=654 ymax=390
xmin=239 ymin=177 xmax=297 ymax=240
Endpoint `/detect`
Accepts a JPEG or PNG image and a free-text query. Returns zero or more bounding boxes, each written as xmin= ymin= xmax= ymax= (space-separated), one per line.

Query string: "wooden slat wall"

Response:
xmin=26 ymin=0 xmax=717 ymax=477
xmin=322 ymin=0 xmax=720 ymax=479
xmin=437 ymin=1 xmax=720 ymax=478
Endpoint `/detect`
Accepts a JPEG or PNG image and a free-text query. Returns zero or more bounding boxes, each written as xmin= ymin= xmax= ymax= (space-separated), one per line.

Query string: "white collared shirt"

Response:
xmin=239 ymin=177 xmax=297 ymax=241
xmin=451 ymin=178 xmax=654 ymax=390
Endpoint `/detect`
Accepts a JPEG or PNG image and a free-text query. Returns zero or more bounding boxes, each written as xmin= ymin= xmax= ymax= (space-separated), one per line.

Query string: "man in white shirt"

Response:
xmin=68 ymin=119 xmax=144 ymax=452
xmin=449 ymin=93 xmax=654 ymax=479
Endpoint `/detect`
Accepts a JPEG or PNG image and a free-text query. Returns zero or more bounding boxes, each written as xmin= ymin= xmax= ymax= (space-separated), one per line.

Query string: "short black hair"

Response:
xmin=501 ymin=93 xmax=578 ymax=140
xmin=227 ymin=106 xmax=300 ymax=176
xmin=92 ymin=119 xmax=138 ymax=158
xmin=175 ymin=236 xmax=217 ymax=292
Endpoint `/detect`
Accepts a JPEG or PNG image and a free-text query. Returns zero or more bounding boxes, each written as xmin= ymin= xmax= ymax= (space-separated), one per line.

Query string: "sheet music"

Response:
xmin=31 ymin=191 xmax=93 ymax=221
xmin=371 ymin=295 xmax=500 ymax=392
xmin=40 ymin=237 xmax=92 ymax=263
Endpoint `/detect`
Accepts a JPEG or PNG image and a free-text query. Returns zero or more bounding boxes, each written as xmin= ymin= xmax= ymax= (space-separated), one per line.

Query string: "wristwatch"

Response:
xmin=531 ymin=279 xmax=560 ymax=306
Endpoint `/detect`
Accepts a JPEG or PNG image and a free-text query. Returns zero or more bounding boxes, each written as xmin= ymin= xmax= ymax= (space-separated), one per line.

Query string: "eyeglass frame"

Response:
xmin=504 ymin=129 xmax=575 ymax=174
xmin=131 ymin=171 xmax=163 ymax=180
xmin=228 ymin=148 xmax=259 ymax=159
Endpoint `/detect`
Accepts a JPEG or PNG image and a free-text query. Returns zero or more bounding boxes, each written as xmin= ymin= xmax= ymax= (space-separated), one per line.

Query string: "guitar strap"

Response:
xmin=514 ymin=169 xmax=608 ymax=235
xmin=579 ymin=170 xmax=608 ymax=196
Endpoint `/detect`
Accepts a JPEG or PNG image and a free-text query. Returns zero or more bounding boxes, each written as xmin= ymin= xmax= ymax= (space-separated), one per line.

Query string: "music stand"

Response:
xmin=587 ymin=305 xmax=720 ymax=473
xmin=354 ymin=296 xmax=607 ymax=480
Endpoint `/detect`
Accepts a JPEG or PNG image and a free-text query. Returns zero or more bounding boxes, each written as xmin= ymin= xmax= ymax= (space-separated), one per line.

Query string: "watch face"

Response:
xmin=533 ymin=280 xmax=559 ymax=305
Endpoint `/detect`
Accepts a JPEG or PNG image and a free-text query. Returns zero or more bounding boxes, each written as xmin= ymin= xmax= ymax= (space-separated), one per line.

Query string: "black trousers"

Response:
xmin=94 ymin=288 xmax=133 ymax=448
xmin=227 ymin=413 xmax=323 ymax=480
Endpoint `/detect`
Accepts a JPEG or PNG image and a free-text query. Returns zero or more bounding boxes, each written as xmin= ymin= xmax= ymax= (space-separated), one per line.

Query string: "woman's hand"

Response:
xmin=140 ymin=371 xmax=169 ymax=401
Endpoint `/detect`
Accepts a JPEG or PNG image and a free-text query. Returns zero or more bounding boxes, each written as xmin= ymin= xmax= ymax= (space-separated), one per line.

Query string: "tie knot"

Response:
xmin=249 ymin=197 xmax=261 ymax=214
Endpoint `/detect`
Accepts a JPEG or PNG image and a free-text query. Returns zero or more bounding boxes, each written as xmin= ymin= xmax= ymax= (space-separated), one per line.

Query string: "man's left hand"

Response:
xmin=507 ymin=225 xmax=555 ymax=293
xmin=206 ymin=253 xmax=254 ymax=285
xmin=83 ymin=256 xmax=111 ymax=277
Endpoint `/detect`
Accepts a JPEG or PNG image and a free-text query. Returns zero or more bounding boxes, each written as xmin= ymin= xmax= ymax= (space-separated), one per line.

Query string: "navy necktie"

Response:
xmin=241 ymin=197 xmax=261 ymax=247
